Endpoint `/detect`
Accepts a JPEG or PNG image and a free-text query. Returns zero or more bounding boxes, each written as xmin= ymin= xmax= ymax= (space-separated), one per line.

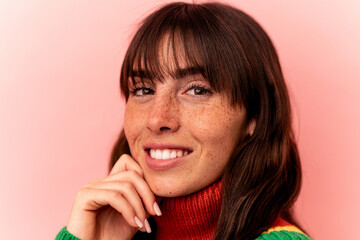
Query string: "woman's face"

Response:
xmin=124 ymin=44 xmax=249 ymax=197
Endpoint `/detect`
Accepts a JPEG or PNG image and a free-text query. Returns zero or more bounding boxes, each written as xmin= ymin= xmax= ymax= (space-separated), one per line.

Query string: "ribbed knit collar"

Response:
xmin=154 ymin=180 xmax=222 ymax=240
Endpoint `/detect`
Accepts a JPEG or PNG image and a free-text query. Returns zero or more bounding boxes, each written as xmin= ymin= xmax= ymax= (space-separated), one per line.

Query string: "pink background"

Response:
xmin=1 ymin=0 xmax=359 ymax=239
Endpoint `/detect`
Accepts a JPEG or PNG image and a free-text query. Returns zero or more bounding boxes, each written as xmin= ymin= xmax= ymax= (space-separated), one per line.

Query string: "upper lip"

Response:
xmin=143 ymin=142 xmax=193 ymax=152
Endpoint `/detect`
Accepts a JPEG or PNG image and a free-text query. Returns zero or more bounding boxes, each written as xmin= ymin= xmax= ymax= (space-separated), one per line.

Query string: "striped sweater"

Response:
xmin=56 ymin=180 xmax=311 ymax=240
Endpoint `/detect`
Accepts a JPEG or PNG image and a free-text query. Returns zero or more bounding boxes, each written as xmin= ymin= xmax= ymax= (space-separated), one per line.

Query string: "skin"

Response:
xmin=124 ymin=71 xmax=248 ymax=197
xmin=66 ymin=40 xmax=251 ymax=240
xmin=124 ymin=38 xmax=250 ymax=197
xmin=66 ymin=155 xmax=158 ymax=239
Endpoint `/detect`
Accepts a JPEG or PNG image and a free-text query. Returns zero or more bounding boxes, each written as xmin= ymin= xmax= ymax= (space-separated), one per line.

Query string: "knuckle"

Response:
xmin=89 ymin=177 xmax=102 ymax=184
xmin=76 ymin=188 xmax=89 ymax=200
xmin=127 ymin=170 xmax=138 ymax=178
xmin=112 ymin=154 xmax=129 ymax=169
xmin=119 ymin=153 xmax=131 ymax=162
xmin=122 ymin=181 xmax=132 ymax=189
xmin=83 ymin=182 xmax=95 ymax=188
xmin=109 ymin=190 xmax=122 ymax=200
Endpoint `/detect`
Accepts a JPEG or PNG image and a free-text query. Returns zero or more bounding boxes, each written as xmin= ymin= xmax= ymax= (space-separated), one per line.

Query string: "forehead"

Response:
xmin=133 ymin=32 xmax=202 ymax=77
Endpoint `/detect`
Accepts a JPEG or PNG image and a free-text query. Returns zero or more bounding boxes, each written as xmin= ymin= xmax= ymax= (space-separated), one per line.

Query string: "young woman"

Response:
xmin=56 ymin=2 xmax=311 ymax=239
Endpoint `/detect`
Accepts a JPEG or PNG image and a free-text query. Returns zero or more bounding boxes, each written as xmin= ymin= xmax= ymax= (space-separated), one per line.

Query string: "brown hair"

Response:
xmin=110 ymin=2 xmax=304 ymax=239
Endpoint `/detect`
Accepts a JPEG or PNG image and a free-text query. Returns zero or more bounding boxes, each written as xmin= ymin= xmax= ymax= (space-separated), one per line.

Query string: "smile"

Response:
xmin=149 ymin=149 xmax=189 ymax=160
xmin=144 ymin=143 xmax=193 ymax=170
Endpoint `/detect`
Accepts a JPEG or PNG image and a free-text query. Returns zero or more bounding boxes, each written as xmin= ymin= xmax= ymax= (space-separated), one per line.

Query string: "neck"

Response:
xmin=154 ymin=180 xmax=222 ymax=240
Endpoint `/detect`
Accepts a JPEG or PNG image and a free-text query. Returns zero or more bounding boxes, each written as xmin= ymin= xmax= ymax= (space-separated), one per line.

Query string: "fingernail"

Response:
xmin=153 ymin=202 xmax=162 ymax=216
xmin=144 ymin=219 xmax=152 ymax=233
xmin=134 ymin=216 xmax=143 ymax=228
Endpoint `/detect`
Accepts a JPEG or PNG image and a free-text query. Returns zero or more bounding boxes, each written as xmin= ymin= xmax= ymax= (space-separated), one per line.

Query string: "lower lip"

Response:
xmin=145 ymin=151 xmax=189 ymax=170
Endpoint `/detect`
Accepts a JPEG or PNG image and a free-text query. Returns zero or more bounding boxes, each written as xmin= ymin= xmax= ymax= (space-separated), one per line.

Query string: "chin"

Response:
xmin=145 ymin=173 xmax=215 ymax=198
xmin=145 ymin=175 xmax=198 ymax=198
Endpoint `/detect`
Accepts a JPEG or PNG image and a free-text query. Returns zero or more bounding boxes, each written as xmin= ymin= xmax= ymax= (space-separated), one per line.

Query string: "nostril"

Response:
xmin=160 ymin=126 xmax=171 ymax=131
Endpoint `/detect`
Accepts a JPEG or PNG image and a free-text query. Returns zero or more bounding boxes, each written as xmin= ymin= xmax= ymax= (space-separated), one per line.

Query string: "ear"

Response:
xmin=248 ymin=119 xmax=256 ymax=136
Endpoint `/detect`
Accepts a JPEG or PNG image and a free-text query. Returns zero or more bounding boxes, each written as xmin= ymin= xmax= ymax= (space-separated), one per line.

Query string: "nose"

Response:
xmin=146 ymin=92 xmax=180 ymax=135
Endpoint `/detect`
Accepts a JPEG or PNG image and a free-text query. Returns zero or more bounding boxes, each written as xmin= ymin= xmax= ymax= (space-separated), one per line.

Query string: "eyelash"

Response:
xmin=185 ymin=84 xmax=213 ymax=96
xmin=129 ymin=87 xmax=154 ymax=96
xmin=129 ymin=84 xmax=213 ymax=97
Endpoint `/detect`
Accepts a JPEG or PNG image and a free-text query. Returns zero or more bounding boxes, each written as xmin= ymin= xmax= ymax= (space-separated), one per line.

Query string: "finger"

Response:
xmin=110 ymin=154 xmax=143 ymax=177
xmin=101 ymin=171 xmax=159 ymax=216
xmin=85 ymin=181 xmax=147 ymax=223
xmin=76 ymin=188 xmax=140 ymax=229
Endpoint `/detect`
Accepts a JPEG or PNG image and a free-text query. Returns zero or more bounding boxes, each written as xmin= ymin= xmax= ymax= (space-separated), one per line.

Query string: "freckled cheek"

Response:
xmin=124 ymin=105 xmax=147 ymax=152
xmin=184 ymin=107 xmax=234 ymax=142
xmin=184 ymin=108 xmax=238 ymax=164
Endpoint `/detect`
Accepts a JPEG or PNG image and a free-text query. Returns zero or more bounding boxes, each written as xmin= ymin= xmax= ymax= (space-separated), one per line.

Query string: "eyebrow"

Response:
xmin=174 ymin=67 xmax=205 ymax=79
xmin=131 ymin=66 xmax=205 ymax=80
xmin=131 ymin=70 xmax=149 ymax=79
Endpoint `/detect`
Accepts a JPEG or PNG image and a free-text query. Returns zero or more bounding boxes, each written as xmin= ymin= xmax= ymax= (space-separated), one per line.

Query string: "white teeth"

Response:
xmin=170 ymin=151 xmax=177 ymax=159
xmin=176 ymin=150 xmax=183 ymax=157
xmin=155 ymin=149 xmax=162 ymax=159
xmin=149 ymin=149 xmax=189 ymax=160
xmin=162 ymin=149 xmax=170 ymax=159
xmin=150 ymin=149 xmax=156 ymax=158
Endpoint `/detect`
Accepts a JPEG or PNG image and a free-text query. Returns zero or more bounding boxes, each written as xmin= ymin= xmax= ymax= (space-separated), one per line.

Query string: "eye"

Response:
xmin=185 ymin=85 xmax=212 ymax=96
xmin=130 ymin=87 xmax=155 ymax=96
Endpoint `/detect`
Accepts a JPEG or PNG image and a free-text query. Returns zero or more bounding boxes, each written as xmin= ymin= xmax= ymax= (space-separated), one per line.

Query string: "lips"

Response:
xmin=149 ymin=149 xmax=189 ymax=160
xmin=144 ymin=143 xmax=193 ymax=170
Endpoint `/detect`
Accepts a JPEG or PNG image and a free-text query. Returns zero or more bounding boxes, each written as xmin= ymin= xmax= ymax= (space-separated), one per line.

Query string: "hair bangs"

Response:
xmin=133 ymin=28 xmax=205 ymax=84
xmin=120 ymin=3 xmax=244 ymax=105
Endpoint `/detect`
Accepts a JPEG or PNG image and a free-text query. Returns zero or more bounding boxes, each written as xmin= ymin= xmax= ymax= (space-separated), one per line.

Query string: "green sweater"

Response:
xmin=55 ymin=225 xmax=312 ymax=240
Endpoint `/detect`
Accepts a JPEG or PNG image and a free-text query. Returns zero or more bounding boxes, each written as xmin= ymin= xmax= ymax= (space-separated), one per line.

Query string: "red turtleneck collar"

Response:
xmin=153 ymin=180 xmax=291 ymax=240
xmin=154 ymin=180 xmax=222 ymax=240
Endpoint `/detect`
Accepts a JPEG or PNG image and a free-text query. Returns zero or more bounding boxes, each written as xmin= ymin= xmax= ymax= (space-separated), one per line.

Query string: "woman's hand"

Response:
xmin=66 ymin=154 xmax=161 ymax=240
